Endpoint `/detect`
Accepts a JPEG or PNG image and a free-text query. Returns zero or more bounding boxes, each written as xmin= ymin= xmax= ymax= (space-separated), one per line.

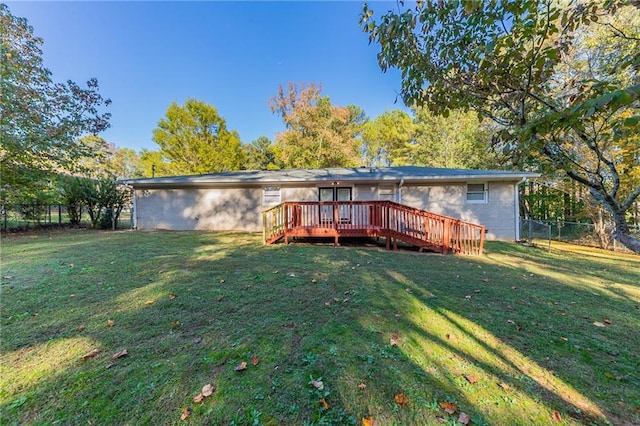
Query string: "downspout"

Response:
xmin=132 ymin=189 xmax=138 ymax=230
xmin=398 ymin=178 xmax=404 ymax=204
xmin=514 ymin=177 xmax=526 ymax=241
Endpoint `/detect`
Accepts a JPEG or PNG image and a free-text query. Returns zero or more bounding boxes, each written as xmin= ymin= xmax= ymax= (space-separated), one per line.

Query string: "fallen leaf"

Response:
xmin=180 ymin=406 xmax=191 ymax=420
xmin=193 ymin=337 xmax=202 ymax=344
xmin=81 ymin=349 xmax=99 ymax=360
xmin=202 ymin=383 xmax=215 ymax=397
xmin=435 ymin=416 xmax=446 ymax=423
xmin=105 ymin=363 xmax=114 ymax=369
xmin=251 ymin=355 xmax=260 ymax=366
xmin=311 ymin=279 xmax=317 ymax=283
xmin=446 ymin=333 xmax=457 ymax=340
xmin=234 ymin=361 xmax=247 ymax=371
xmin=145 ymin=300 xmax=154 ymax=305
xmin=464 ymin=374 xmax=479 ymax=384
xmin=111 ymin=349 xmax=128 ymax=359
xmin=439 ymin=401 xmax=457 ymax=414
xmin=603 ymin=319 xmax=612 ymax=324
xmin=593 ymin=321 xmax=606 ymax=327
xmin=390 ymin=333 xmax=400 ymax=346
xmin=311 ymin=380 xmax=324 ymax=391
xmin=193 ymin=393 xmax=204 ymax=403
xmin=107 ymin=319 xmax=115 ymax=327
xmin=362 ymin=416 xmax=378 ymax=426
xmin=516 ymin=324 xmax=523 ymax=330
xmin=216 ymin=296 xmax=223 ymax=302
xmin=458 ymin=412 xmax=470 ymax=425
xmin=319 ymin=398 xmax=330 ymax=409
xmin=605 ymin=372 xmax=615 ymax=379
xmin=394 ymin=393 xmax=409 ymax=407
xmin=358 ymin=382 xmax=367 ymax=390
xmin=168 ymin=294 xmax=177 ymax=300
xmin=482 ymin=278 xmax=489 ymax=283
xmin=172 ymin=321 xmax=180 ymax=326
xmin=405 ymin=288 xmax=412 ymax=293
xmin=219 ymin=279 xmax=226 ymax=283
xmin=511 ymin=286 xmax=517 ymax=290
xmin=552 ymin=410 xmax=562 ymax=422
xmin=77 ymin=324 xmax=86 ymax=332
xmin=499 ymin=382 xmax=510 ymax=390
xmin=324 ymin=301 xmax=331 ymax=307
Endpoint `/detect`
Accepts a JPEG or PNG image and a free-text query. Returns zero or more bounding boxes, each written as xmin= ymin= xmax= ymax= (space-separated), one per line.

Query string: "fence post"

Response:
xmin=528 ymin=218 xmax=533 ymax=241
xmin=58 ymin=204 xmax=62 ymax=225
xmin=2 ymin=205 xmax=6 ymax=231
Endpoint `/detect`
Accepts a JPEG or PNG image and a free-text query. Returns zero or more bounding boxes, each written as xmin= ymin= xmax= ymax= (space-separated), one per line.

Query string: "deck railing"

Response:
xmin=263 ymin=201 xmax=485 ymax=255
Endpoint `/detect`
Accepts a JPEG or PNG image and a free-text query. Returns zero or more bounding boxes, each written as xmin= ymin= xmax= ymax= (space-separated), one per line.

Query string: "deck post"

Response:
xmin=442 ymin=218 xmax=451 ymax=254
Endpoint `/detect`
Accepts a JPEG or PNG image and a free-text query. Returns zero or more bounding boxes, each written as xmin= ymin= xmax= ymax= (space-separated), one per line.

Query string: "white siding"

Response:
xmin=402 ymin=182 xmax=517 ymax=241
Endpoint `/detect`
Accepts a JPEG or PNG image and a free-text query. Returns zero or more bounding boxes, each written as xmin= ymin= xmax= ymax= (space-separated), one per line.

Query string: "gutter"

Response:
xmin=398 ymin=178 xmax=405 ymax=203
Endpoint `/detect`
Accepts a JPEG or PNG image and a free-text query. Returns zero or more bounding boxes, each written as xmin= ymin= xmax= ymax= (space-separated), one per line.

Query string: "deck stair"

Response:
xmin=263 ymin=201 xmax=485 ymax=255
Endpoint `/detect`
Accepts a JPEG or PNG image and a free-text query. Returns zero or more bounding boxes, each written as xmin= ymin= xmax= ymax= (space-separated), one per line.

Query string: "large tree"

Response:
xmin=270 ymin=82 xmax=365 ymax=168
xmin=151 ymin=98 xmax=244 ymax=175
xmin=1 ymin=4 xmax=111 ymax=203
xmin=412 ymin=108 xmax=498 ymax=169
xmin=360 ymin=109 xmax=414 ymax=166
xmin=361 ymin=0 xmax=640 ymax=252
xmin=241 ymin=136 xmax=281 ymax=170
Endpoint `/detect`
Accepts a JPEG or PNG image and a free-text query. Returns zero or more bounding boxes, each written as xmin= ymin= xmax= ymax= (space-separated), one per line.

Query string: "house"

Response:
xmin=120 ymin=166 xmax=539 ymax=244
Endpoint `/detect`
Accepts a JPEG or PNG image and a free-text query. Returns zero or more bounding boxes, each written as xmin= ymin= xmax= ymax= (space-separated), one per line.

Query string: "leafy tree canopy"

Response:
xmin=361 ymin=0 xmax=640 ymax=252
xmin=1 ymin=4 xmax=111 ymax=203
xmin=270 ymin=82 xmax=366 ymax=168
xmin=151 ymin=98 xmax=244 ymax=175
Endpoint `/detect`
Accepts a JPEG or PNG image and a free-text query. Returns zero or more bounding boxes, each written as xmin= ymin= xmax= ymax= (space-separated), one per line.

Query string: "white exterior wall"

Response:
xmin=135 ymin=188 xmax=263 ymax=231
xmin=133 ymin=181 xmax=520 ymax=239
xmin=402 ymin=182 xmax=518 ymax=241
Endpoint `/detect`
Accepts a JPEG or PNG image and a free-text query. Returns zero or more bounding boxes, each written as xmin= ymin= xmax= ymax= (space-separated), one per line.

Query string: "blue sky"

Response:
xmin=7 ymin=1 xmax=408 ymax=152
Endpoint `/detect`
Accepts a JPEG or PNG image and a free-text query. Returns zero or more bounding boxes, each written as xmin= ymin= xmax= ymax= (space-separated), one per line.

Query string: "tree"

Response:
xmin=60 ymin=176 xmax=130 ymax=229
xmin=1 ymin=4 xmax=111 ymax=203
xmin=151 ymin=98 xmax=244 ymax=175
xmin=360 ymin=109 xmax=414 ymax=166
xmin=269 ymin=82 xmax=365 ymax=168
xmin=242 ymin=136 xmax=281 ymax=170
xmin=412 ymin=108 xmax=498 ymax=169
xmin=361 ymin=1 xmax=640 ymax=253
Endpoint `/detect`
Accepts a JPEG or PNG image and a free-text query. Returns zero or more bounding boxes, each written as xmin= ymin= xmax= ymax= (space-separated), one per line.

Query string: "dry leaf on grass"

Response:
xmin=552 ymin=411 xmax=562 ymax=422
xmin=458 ymin=412 xmax=470 ymax=425
xmin=81 ymin=349 xmax=99 ymax=359
xmin=111 ymin=349 xmax=128 ymax=359
xmin=311 ymin=380 xmax=324 ymax=390
xmin=77 ymin=324 xmax=86 ymax=332
xmin=145 ymin=300 xmax=154 ymax=305
xmin=193 ymin=393 xmax=204 ymax=403
xmin=168 ymin=294 xmax=177 ymax=300
xmin=202 ymin=383 xmax=215 ymax=397
xmin=394 ymin=393 xmax=409 ymax=407
xmin=180 ymin=407 xmax=191 ymax=420
xmin=499 ymin=382 xmax=510 ymax=390
xmin=439 ymin=401 xmax=457 ymax=414
xmin=362 ymin=416 xmax=378 ymax=426
xmin=390 ymin=333 xmax=400 ymax=346
xmin=464 ymin=374 xmax=479 ymax=384
xmin=234 ymin=361 xmax=247 ymax=371
xmin=193 ymin=337 xmax=202 ymax=344
xmin=593 ymin=321 xmax=606 ymax=327
xmin=107 ymin=319 xmax=115 ymax=327
xmin=358 ymin=382 xmax=367 ymax=390
xmin=319 ymin=398 xmax=330 ymax=409
xmin=251 ymin=355 xmax=260 ymax=366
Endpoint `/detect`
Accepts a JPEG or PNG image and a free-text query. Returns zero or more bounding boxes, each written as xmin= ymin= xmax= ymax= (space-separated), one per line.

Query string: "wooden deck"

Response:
xmin=263 ymin=201 xmax=485 ymax=255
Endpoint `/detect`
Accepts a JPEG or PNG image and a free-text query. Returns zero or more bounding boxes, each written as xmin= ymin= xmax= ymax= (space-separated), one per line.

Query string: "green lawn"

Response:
xmin=1 ymin=230 xmax=638 ymax=425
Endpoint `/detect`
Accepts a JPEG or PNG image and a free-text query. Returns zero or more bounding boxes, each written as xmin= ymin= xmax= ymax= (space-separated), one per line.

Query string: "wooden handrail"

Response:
xmin=262 ymin=201 xmax=485 ymax=255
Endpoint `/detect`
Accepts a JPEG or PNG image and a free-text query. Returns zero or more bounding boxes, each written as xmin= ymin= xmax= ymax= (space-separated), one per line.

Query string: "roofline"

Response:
xmin=118 ymin=167 xmax=541 ymax=188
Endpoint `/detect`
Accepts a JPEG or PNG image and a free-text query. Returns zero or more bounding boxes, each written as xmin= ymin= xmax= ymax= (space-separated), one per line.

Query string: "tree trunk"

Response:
xmin=611 ymin=210 xmax=640 ymax=254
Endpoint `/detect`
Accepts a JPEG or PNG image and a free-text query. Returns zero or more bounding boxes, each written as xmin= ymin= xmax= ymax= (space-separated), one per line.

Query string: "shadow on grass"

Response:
xmin=1 ymin=233 xmax=638 ymax=425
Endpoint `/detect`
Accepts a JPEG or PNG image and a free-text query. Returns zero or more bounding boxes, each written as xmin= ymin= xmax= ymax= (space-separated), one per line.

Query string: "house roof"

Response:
xmin=119 ymin=166 xmax=540 ymax=188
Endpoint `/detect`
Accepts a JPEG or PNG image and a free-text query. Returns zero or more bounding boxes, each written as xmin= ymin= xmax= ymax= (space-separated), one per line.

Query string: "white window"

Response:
xmin=263 ymin=186 xmax=281 ymax=205
xmin=466 ymin=183 xmax=488 ymax=203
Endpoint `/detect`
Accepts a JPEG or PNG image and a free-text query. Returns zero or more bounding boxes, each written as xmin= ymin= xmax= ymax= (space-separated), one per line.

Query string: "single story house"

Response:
xmin=120 ymin=166 xmax=539 ymax=241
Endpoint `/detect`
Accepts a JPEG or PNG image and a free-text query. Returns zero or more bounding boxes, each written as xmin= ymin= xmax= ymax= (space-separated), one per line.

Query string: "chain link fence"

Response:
xmin=1 ymin=204 xmax=133 ymax=231
xmin=520 ymin=218 xmax=639 ymax=252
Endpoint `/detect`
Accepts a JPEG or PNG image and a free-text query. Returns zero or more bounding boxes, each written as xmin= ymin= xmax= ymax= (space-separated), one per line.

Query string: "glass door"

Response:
xmin=318 ymin=187 xmax=352 ymax=225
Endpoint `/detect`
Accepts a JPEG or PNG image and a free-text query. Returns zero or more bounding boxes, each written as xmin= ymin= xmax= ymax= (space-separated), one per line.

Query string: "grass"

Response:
xmin=1 ymin=230 xmax=639 ymax=425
